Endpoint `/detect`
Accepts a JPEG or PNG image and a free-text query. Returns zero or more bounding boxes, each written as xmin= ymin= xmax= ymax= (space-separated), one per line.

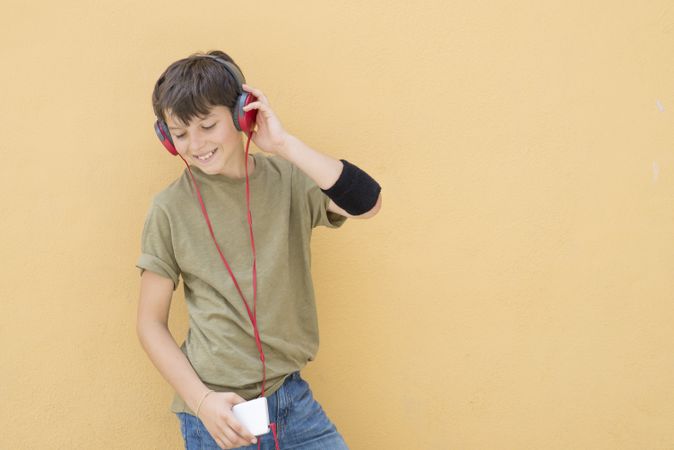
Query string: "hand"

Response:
xmin=241 ymin=83 xmax=291 ymax=155
xmin=198 ymin=392 xmax=258 ymax=449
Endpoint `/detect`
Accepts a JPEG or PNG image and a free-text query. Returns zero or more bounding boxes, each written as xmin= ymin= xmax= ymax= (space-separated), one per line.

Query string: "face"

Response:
xmin=164 ymin=105 xmax=243 ymax=174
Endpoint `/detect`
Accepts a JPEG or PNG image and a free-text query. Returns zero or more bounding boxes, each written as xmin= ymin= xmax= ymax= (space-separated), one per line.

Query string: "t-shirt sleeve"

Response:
xmin=292 ymin=162 xmax=348 ymax=229
xmin=135 ymin=202 xmax=181 ymax=291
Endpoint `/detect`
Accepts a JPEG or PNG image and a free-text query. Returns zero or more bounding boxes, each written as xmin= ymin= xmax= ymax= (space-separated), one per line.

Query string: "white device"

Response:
xmin=232 ymin=397 xmax=270 ymax=436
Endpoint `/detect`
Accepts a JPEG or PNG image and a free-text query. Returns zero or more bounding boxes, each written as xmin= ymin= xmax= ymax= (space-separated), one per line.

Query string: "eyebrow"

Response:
xmin=168 ymin=114 xmax=214 ymax=130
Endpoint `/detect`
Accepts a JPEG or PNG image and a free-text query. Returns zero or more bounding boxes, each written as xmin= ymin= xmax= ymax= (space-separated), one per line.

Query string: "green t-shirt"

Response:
xmin=135 ymin=152 xmax=348 ymax=416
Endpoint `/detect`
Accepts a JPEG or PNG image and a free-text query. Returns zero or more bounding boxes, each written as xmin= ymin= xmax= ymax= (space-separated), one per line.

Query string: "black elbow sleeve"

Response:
xmin=320 ymin=159 xmax=382 ymax=216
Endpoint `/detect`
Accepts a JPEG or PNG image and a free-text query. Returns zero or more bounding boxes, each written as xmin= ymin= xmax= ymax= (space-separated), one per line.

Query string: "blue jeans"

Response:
xmin=176 ymin=371 xmax=349 ymax=449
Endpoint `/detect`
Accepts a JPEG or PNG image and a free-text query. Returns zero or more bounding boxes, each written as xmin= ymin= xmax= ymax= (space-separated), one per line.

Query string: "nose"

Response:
xmin=187 ymin=130 xmax=207 ymax=155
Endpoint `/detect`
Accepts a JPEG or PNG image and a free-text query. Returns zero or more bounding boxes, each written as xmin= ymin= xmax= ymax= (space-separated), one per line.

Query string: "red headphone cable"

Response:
xmin=177 ymin=131 xmax=281 ymax=450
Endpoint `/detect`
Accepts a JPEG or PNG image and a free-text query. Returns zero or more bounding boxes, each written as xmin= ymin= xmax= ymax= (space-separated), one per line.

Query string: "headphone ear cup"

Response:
xmin=154 ymin=120 xmax=178 ymax=155
xmin=235 ymin=93 xmax=258 ymax=135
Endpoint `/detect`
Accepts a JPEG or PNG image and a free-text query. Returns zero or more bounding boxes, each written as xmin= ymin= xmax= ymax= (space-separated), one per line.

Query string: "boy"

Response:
xmin=135 ymin=50 xmax=382 ymax=450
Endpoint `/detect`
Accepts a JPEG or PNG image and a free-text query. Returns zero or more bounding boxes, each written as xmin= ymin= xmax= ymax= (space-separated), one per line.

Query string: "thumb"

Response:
xmin=227 ymin=392 xmax=248 ymax=407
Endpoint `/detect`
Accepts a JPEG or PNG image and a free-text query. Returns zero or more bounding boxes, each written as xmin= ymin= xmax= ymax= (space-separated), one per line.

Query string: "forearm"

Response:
xmin=278 ymin=133 xmax=343 ymax=190
xmin=278 ymin=133 xmax=382 ymax=217
xmin=137 ymin=322 xmax=210 ymax=413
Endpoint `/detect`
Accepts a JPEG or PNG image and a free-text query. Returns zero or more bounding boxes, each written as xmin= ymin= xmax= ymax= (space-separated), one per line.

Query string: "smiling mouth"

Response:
xmin=195 ymin=148 xmax=217 ymax=162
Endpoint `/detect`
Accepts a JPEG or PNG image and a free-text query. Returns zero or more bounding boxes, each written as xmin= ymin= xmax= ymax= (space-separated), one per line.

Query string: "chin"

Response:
xmin=198 ymin=163 xmax=222 ymax=173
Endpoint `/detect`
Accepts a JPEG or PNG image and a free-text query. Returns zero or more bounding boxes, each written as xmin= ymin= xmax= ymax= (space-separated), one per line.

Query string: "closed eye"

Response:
xmin=174 ymin=123 xmax=215 ymax=139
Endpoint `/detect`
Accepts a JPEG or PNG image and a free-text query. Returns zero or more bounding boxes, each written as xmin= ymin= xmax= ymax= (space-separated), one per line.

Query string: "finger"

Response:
xmin=223 ymin=425 xmax=254 ymax=447
xmin=242 ymin=101 xmax=261 ymax=111
xmin=222 ymin=427 xmax=243 ymax=447
xmin=242 ymin=84 xmax=269 ymax=105
xmin=226 ymin=414 xmax=257 ymax=442
xmin=242 ymin=101 xmax=273 ymax=117
xmin=213 ymin=434 xmax=229 ymax=449
xmin=212 ymin=423 xmax=232 ymax=449
xmin=225 ymin=392 xmax=247 ymax=406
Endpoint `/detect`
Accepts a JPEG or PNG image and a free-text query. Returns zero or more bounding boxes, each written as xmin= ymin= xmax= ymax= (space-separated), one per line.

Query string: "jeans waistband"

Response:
xmin=289 ymin=371 xmax=300 ymax=380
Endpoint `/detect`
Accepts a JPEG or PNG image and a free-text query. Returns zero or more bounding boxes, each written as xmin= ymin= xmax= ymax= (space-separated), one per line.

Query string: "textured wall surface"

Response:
xmin=1 ymin=1 xmax=673 ymax=449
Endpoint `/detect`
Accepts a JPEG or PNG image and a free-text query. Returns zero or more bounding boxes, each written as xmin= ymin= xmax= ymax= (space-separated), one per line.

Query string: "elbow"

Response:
xmin=360 ymin=193 xmax=382 ymax=219
xmin=136 ymin=319 xmax=168 ymax=343
xmin=136 ymin=321 xmax=149 ymax=345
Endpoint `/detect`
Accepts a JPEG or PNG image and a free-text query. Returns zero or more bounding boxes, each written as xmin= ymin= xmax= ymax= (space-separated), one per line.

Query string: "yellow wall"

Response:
xmin=2 ymin=1 xmax=673 ymax=448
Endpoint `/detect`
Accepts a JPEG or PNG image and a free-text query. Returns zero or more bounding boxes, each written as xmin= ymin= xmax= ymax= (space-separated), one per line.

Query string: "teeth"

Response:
xmin=196 ymin=149 xmax=216 ymax=161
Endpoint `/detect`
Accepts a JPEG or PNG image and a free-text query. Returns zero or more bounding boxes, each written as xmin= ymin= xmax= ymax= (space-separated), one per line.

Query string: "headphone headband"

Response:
xmin=200 ymin=54 xmax=246 ymax=93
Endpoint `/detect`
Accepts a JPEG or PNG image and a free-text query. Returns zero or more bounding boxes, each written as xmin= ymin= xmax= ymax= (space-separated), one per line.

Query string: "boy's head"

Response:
xmin=152 ymin=50 xmax=243 ymax=128
xmin=152 ymin=51 xmax=253 ymax=173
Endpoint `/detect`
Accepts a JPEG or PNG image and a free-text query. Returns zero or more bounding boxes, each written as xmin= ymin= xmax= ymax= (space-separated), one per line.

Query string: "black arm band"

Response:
xmin=320 ymin=159 xmax=382 ymax=216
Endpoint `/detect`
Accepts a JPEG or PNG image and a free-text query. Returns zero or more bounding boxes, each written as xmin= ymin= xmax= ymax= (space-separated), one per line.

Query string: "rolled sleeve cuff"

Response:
xmin=321 ymin=194 xmax=348 ymax=229
xmin=135 ymin=254 xmax=180 ymax=291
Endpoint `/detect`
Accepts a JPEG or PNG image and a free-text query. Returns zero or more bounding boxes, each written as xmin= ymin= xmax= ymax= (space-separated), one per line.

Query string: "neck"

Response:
xmin=219 ymin=143 xmax=254 ymax=179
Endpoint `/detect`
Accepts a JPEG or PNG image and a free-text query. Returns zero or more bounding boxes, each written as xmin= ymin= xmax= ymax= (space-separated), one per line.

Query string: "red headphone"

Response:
xmin=153 ymin=54 xmax=258 ymax=155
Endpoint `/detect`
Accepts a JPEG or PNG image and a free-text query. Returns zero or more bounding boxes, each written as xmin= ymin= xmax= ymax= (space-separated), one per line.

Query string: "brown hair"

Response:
xmin=151 ymin=50 xmax=244 ymax=126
